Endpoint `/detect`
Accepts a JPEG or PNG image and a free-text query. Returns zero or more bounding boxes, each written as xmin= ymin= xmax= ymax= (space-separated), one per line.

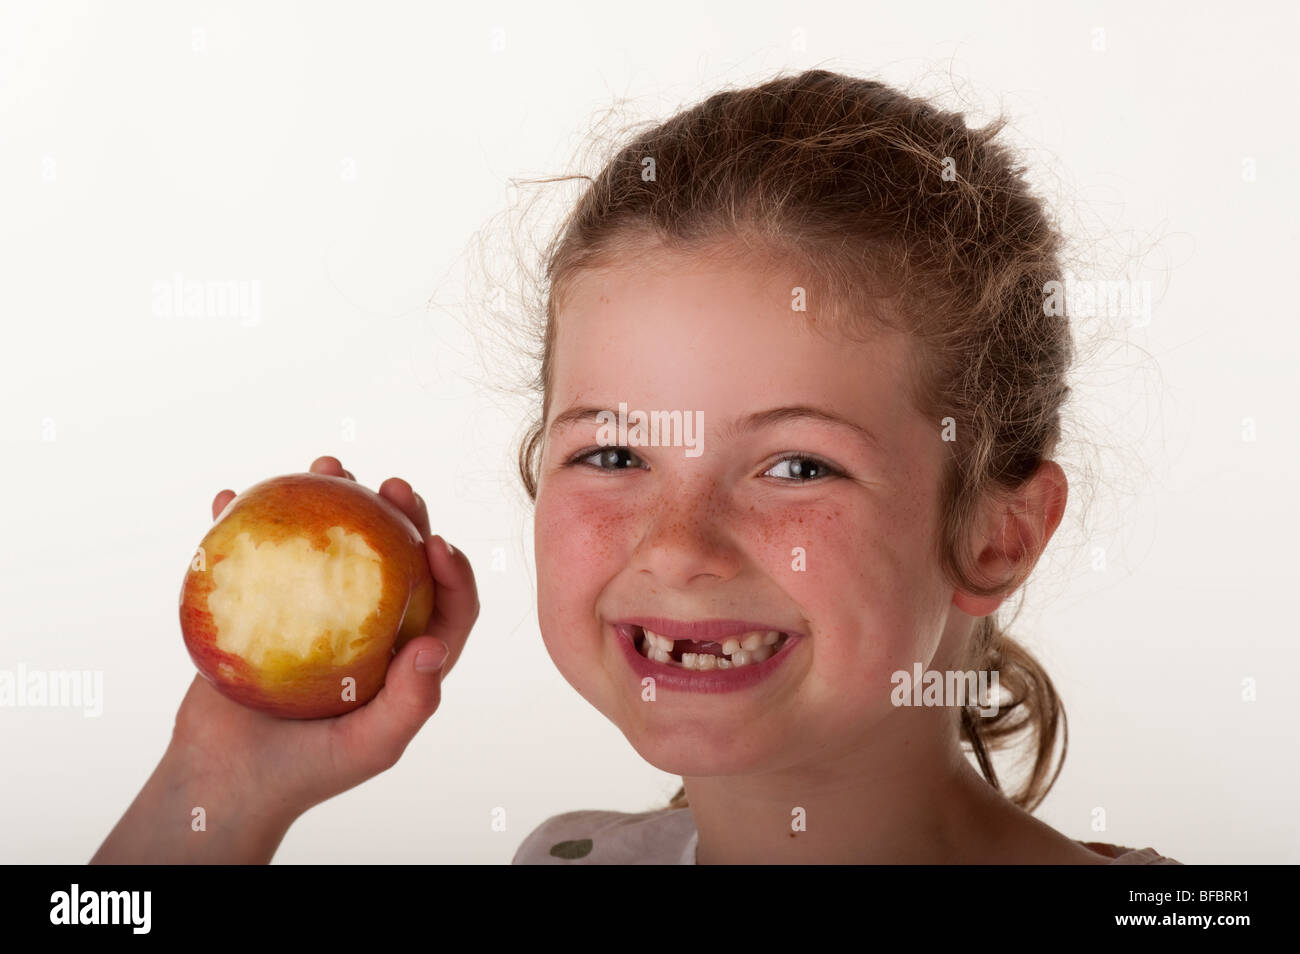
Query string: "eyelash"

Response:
xmin=562 ymin=446 xmax=845 ymax=483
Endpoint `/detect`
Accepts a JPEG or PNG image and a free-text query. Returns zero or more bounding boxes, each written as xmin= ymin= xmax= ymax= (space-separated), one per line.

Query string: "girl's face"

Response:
xmin=533 ymin=248 xmax=962 ymax=779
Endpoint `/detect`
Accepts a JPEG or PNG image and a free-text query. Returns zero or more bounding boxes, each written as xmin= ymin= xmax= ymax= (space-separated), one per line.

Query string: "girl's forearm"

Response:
xmin=91 ymin=743 xmax=298 ymax=865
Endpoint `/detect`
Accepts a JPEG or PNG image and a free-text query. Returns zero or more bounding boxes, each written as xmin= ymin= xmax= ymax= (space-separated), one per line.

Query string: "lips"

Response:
xmin=610 ymin=619 xmax=802 ymax=692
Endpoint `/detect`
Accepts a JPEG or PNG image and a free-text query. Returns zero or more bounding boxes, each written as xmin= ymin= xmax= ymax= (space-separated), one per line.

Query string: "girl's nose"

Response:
xmin=630 ymin=482 xmax=743 ymax=587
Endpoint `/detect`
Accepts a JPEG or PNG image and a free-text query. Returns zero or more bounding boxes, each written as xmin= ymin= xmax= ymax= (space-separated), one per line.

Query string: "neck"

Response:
xmin=687 ymin=706 xmax=1014 ymax=864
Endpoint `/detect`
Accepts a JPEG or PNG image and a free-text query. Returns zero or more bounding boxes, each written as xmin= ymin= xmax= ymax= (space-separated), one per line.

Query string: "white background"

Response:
xmin=2 ymin=0 xmax=1296 ymax=864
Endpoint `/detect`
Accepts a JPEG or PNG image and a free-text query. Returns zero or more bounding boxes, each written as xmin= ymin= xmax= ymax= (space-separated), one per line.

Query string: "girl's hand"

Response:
xmin=178 ymin=455 xmax=478 ymax=812
xmin=93 ymin=456 xmax=477 ymax=863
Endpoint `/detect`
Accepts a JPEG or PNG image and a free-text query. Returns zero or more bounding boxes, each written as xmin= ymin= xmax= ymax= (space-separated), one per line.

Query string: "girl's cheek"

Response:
xmin=743 ymin=497 xmax=941 ymax=670
xmin=536 ymin=487 xmax=643 ymax=584
xmin=743 ymin=496 xmax=909 ymax=598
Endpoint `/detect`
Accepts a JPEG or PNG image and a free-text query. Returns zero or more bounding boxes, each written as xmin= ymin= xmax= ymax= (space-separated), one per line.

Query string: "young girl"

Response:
xmin=94 ymin=69 xmax=1178 ymax=865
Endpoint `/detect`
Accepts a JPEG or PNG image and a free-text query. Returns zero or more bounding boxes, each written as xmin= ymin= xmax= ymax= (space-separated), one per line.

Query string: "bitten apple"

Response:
xmin=179 ymin=473 xmax=436 ymax=718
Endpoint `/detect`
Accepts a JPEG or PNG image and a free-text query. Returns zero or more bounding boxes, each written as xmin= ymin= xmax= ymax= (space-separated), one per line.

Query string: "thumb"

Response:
xmin=332 ymin=635 xmax=448 ymax=774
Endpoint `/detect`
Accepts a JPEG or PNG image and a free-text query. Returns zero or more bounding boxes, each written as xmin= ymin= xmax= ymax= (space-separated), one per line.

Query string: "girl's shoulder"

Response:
xmin=512 ymin=808 xmax=697 ymax=864
xmin=1079 ymin=840 xmax=1184 ymax=865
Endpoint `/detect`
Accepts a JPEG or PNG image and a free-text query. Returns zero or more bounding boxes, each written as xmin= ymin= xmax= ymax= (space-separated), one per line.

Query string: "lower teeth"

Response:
xmin=635 ymin=629 xmax=787 ymax=669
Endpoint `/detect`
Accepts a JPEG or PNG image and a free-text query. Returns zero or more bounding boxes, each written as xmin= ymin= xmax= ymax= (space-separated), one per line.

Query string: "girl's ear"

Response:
xmin=952 ymin=461 xmax=1069 ymax=617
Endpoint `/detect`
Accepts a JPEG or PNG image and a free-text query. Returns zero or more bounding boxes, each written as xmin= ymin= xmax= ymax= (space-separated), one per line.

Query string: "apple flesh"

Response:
xmin=179 ymin=473 xmax=436 ymax=718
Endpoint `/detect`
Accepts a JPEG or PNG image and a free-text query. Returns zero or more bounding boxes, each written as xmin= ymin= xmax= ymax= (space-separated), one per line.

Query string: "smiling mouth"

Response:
xmin=629 ymin=624 xmax=792 ymax=670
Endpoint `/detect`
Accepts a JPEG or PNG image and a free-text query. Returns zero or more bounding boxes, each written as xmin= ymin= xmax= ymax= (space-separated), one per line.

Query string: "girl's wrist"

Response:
xmin=162 ymin=741 xmax=303 ymax=861
xmin=93 ymin=743 xmax=301 ymax=864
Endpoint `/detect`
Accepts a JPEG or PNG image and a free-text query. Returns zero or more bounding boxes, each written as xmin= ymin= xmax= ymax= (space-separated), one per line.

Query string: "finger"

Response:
xmin=211 ymin=489 xmax=236 ymax=522
xmin=378 ymin=477 xmax=430 ymax=538
xmin=331 ymin=635 xmax=446 ymax=775
xmin=309 ymin=456 xmax=355 ymax=481
xmin=422 ymin=535 xmax=478 ymax=676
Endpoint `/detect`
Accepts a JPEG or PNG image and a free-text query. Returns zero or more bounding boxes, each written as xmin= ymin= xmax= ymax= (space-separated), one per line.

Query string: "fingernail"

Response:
xmin=415 ymin=644 xmax=448 ymax=673
xmin=443 ymin=537 xmax=456 ymax=557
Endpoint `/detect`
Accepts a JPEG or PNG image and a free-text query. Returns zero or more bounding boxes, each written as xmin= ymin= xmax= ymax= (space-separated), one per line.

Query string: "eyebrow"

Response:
xmin=547 ymin=404 xmax=885 ymax=452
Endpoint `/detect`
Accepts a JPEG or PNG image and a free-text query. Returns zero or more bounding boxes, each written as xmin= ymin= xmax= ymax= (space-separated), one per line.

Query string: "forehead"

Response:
xmin=548 ymin=251 xmax=917 ymax=432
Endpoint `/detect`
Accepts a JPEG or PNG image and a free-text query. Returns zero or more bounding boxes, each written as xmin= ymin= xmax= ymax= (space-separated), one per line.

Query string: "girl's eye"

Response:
xmin=564 ymin=447 xmax=842 ymax=482
xmin=568 ymin=446 xmax=645 ymax=471
xmin=763 ymin=455 xmax=842 ymax=482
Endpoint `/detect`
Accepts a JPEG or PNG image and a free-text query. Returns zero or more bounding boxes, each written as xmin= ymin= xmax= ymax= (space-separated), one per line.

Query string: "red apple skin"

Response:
xmin=179 ymin=473 xmax=436 ymax=719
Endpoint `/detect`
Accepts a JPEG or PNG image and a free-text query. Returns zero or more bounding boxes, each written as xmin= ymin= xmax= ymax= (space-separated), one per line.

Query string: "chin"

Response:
xmin=626 ymin=726 xmax=773 ymax=779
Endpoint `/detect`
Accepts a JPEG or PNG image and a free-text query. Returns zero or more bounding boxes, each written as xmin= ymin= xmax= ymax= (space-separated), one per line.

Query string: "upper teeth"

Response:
xmin=639 ymin=628 xmax=785 ymax=669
